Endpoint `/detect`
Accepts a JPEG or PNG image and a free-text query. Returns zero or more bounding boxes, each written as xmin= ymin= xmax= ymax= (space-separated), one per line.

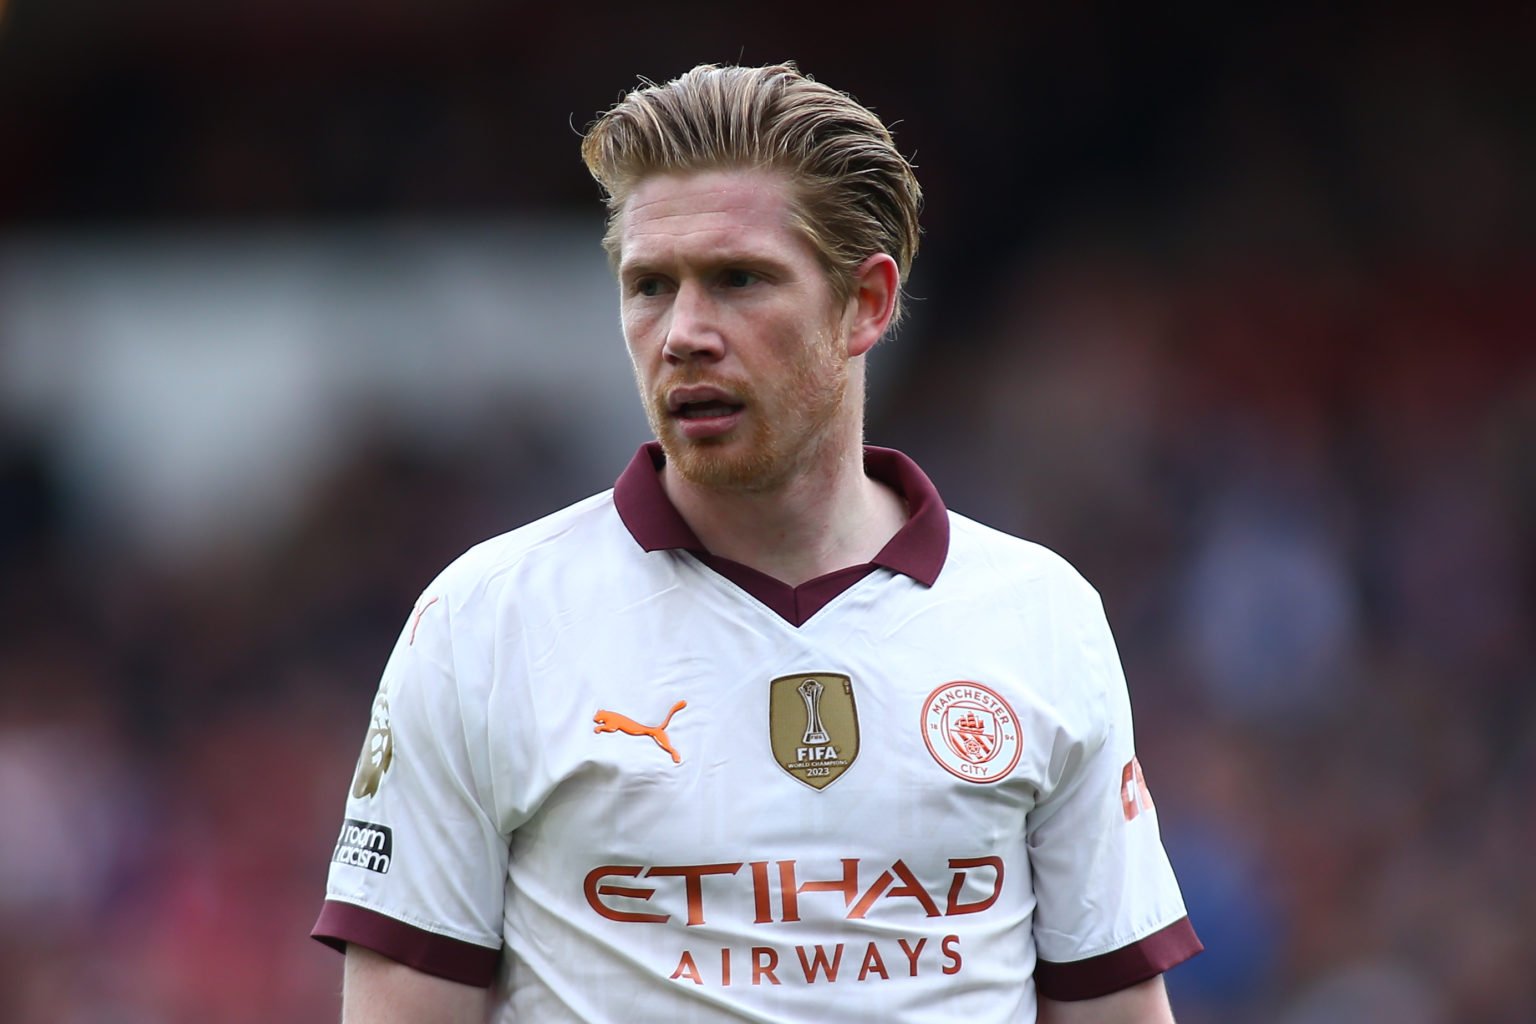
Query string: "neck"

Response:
xmin=661 ymin=413 xmax=907 ymax=587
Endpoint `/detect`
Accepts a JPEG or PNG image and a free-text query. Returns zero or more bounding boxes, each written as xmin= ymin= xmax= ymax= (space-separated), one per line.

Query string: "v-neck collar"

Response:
xmin=612 ymin=442 xmax=949 ymax=626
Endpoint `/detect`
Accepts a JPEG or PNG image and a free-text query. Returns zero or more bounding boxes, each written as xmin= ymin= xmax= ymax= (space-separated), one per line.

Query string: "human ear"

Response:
xmin=844 ymin=253 xmax=899 ymax=358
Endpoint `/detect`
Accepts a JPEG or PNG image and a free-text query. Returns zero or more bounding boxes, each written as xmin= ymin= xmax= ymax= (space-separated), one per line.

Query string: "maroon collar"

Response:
xmin=613 ymin=442 xmax=949 ymax=588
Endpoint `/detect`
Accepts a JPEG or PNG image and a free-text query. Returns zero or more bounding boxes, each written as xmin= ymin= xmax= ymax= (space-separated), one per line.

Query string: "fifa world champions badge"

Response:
xmin=921 ymin=681 xmax=1022 ymax=783
xmin=769 ymin=673 xmax=860 ymax=790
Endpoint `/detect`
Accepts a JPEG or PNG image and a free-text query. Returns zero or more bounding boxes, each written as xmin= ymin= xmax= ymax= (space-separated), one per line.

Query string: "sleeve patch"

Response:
xmin=331 ymin=819 xmax=393 ymax=874
xmin=1120 ymin=757 xmax=1155 ymax=822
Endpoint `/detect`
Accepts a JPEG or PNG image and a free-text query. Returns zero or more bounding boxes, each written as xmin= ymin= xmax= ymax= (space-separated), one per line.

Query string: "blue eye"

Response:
xmin=724 ymin=269 xmax=757 ymax=288
xmin=635 ymin=278 xmax=664 ymax=297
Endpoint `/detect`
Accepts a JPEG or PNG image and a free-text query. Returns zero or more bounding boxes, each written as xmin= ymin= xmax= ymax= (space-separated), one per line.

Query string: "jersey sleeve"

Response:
xmin=311 ymin=590 xmax=507 ymax=987
xmin=1025 ymin=583 xmax=1201 ymax=1000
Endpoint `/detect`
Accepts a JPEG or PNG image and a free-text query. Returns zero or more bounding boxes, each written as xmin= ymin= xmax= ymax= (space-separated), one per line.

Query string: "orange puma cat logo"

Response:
xmin=593 ymin=700 xmax=688 ymax=764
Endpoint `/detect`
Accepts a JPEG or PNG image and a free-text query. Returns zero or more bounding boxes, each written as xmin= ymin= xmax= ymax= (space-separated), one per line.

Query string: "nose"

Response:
xmin=662 ymin=281 xmax=725 ymax=365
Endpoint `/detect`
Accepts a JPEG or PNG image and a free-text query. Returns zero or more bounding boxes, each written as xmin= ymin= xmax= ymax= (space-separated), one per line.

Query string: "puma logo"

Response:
xmin=594 ymin=700 xmax=688 ymax=764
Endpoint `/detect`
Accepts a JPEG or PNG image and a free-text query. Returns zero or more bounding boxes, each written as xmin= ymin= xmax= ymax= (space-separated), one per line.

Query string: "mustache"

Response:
xmin=652 ymin=370 xmax=755 ymax=402
xmin=658 ymin=367 xmax=746 ymax=389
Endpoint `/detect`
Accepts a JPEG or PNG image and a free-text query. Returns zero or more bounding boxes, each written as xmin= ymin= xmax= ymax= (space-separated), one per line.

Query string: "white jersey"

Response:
xmin=314 ymin=445 xmax=1200 ymax=1022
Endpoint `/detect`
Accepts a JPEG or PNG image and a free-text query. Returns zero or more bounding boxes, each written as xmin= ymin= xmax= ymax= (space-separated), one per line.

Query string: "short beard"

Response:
xmin=643 ymin=335 xmax=849 ymax=494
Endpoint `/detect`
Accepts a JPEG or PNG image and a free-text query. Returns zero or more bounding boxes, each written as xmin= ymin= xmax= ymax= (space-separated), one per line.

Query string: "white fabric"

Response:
xmin=323 ymin=492 xmax=1189 ymax=1022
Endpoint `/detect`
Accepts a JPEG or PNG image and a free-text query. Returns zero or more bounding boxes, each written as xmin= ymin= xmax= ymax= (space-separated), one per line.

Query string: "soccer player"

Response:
xmin=314 ymin=63 xmax=1201 ymax=1023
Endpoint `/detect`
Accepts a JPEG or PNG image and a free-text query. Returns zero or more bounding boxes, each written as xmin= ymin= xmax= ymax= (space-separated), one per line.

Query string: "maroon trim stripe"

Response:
xmin=694 ymin=557 xmax=878 ymax=626
xmin=1035 ymin=917 xmax=1203 ymax=1001
xmin=311 ymin=900 xmax=501 ymax=988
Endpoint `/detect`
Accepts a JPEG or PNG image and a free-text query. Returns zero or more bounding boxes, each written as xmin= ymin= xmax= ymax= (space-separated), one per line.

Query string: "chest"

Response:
xmin=486 ymin=564 xmax=1088 ymax=869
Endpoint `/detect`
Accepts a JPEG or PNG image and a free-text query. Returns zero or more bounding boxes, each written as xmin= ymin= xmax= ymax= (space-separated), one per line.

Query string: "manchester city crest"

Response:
xmin=921 ymin=681 xmax=1022 ymax=784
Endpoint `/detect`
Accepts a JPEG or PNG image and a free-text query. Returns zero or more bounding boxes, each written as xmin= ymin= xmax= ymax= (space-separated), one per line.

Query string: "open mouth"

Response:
xmin=666 ymin=387 xmax=746 ymax=438
xmin=676 ymin=400 xmax=744 ymax=420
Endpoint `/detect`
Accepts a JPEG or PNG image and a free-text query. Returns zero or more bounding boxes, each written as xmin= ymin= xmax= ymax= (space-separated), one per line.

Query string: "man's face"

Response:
xmin=616 ymin=168 xmax=853 ymax=492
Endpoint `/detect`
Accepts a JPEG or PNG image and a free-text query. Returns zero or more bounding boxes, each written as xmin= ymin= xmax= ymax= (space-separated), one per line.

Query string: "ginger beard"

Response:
xmin=640 ymin=322 xmax=850 ymax=493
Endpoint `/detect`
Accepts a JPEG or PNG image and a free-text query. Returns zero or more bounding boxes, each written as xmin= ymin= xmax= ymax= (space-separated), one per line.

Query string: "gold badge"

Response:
xmin=351 ymin=692 xmax=394 ymax=798
xmin=769 ymin=673 xmax=859 ymax=790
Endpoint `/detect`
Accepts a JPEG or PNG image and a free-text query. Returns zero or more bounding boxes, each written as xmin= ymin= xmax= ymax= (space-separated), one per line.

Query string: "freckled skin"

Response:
xmin=617 ymin=169 xmax=851 ymax=494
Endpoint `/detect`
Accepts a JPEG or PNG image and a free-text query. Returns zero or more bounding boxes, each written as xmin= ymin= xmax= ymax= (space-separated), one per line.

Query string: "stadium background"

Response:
xmin=1 ymin=3 xmax=1532 ymax=1021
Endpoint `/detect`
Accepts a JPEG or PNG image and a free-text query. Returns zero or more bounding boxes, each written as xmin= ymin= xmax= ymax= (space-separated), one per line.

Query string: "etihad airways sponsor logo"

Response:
xmin=580 ymin=859 xmax=1001 ymax=994
xmin=585 ymin=856 xmax=1002 ymax=988
xmin=584 ymin=855 xmax=1003 ymax=927
xmin=332 ymin=818 xmax=393 ymax=873
xmin=668 ymin=935 xmax=965 ymax=987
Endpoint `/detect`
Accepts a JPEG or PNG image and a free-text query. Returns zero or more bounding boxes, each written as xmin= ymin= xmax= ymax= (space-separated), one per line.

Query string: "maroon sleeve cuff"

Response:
xmin=311 ymin=900 xmax=501 ymax=988
xmin=1035 ymin=916 xmax=1203 ymax=1001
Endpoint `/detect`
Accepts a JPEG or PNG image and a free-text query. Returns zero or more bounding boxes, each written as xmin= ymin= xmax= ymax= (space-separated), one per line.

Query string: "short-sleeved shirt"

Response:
xmin=313 ymin=444 xmax=1201 ymax=1021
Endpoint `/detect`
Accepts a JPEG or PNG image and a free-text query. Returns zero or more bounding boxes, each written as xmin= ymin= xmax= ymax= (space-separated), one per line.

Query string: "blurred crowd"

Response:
xmin=885 ymin=249 xmax=1535 ymax=1023
xmin=2 ymin=3 xmax=1534 ymax=1022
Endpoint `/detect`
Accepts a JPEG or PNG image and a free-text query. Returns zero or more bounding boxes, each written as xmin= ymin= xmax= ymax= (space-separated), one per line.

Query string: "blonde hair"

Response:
xmin=581 ymin=63 xmax=922 ymax=328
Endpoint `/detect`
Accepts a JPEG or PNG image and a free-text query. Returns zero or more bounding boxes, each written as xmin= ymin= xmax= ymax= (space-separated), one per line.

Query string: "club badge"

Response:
xmin=351 ymin=691 xmax=394 ymax=799
xmin=769 ymin=673 xmax=860 ymax=790
xmin=921 ymin=681 xmax=1022 ymax=784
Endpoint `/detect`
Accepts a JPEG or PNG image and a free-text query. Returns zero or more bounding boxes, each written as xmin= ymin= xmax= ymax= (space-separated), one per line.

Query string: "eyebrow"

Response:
xmin=618 ymin=250 xmax=796 ymax=280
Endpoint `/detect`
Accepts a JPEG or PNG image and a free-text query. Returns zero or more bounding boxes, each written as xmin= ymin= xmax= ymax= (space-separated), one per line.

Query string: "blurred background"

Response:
xmin=1 ymin=2 xmax=1532 ymax=1021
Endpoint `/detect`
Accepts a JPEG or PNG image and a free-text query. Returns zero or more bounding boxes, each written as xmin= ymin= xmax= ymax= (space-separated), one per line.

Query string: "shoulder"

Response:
xmin=943 ymin=514 xmax=1133 ymax=744
xmin=427 ymin=489 xmax=630 ymax=610
xmin=943 ymin=510 xmax=1102 ymax=608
